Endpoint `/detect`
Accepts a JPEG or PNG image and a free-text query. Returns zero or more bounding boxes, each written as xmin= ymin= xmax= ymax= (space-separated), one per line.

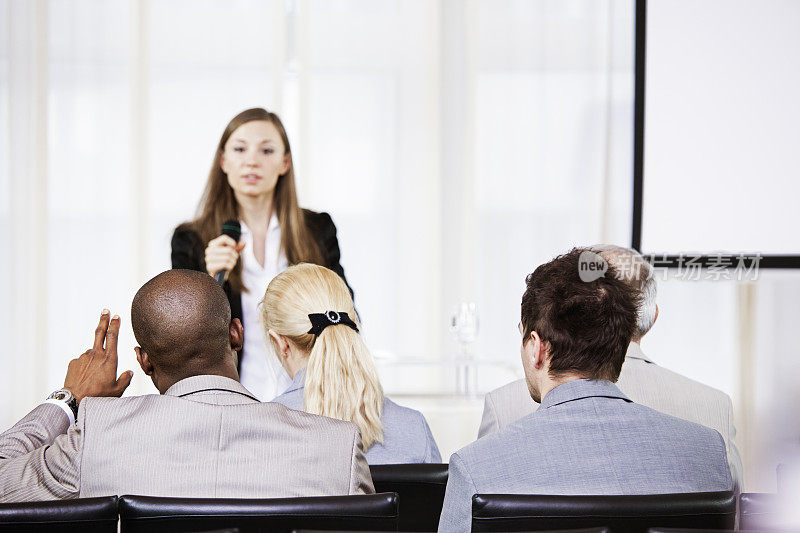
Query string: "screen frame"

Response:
xmin=631 ymin=0 xmax=800 ymax=268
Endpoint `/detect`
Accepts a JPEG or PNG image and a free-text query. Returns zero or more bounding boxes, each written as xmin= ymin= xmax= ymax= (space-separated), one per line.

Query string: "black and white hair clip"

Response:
xmin=307 ymin=311 xmax=359 ymax=336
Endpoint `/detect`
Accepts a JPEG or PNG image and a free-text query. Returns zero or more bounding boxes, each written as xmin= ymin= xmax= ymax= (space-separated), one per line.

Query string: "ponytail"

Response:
xmin=304 ymin=325 xmax=384 ymax=449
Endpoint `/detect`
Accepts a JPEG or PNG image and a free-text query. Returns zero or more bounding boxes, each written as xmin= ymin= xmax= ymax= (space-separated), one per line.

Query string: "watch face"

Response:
xmin=52 ymin=391 xmax=69 ymax=401
xmin=49 ymin=389 xmax=75 ymax=403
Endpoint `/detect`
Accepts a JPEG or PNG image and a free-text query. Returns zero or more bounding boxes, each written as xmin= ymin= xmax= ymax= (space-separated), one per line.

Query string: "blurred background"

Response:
xmin=1 ymin=0 xmax=799 ymax=494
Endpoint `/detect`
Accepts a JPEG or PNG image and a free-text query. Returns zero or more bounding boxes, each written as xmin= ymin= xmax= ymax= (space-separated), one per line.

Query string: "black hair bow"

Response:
xmin=307 ymin=311 xmax=359 ymax=336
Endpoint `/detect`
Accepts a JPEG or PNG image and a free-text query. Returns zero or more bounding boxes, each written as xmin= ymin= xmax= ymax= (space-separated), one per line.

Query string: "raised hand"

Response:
xmin=204 ymin=234 xmax=246 ymax=280
xmin=63 ymin=309 xmax=134 ymax=403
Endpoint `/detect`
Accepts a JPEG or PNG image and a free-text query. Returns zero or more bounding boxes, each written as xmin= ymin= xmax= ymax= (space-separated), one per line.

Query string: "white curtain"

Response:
xmin=1 ymin=0 xmax=633 ymax=408
xmin=2 ymin=0 xmax=701 ymax=460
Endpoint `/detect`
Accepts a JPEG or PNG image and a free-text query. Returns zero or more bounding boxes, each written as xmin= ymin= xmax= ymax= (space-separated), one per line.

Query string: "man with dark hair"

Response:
xmin=438 ymin=249 xmax=732 ymax=532
xmin=0 ymin=269 xmax=373 ymax=501
xmin=478 ymin=245 xmax=742 ymax=491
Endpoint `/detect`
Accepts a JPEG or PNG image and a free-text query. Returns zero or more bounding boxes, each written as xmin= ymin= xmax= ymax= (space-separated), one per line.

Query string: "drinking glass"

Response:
xmin=449 ymin=302 xmax=479 ymax=394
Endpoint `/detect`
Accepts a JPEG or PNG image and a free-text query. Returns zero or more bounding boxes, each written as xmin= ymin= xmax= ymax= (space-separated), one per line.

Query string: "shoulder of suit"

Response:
xmin=81 ymin=395 xmax=152 ymax=407
xmin=271 ymin=401 xmax=359 ymax=434
xmin=172 ymin=223 xmax=199 ymax=238
xmin=302 ymin=209 xmax=335 ymax=230
xmin=628 ymin=399 xmax=727 ymax=442
xmin=487 ymin=378 xmax=529 ymax=402
xmin=78 ymin=394 xmax=155 ymax=420
xmin=383 ymin=398 xmax=426 ymax=426
xmin=171 ymin=225 xmax=202 ymax=247
xmin=383 ymin=397 xmax=414 ymax=414
xmin=624 ymin=357 xmax=732 ymax=402
xmin=460 ymin=397 xmax=533 ymax=458
xmin=302 ymin=208 xmax=329 ymax=222
xmin=452 ymin=422 xmax=507 ymax=466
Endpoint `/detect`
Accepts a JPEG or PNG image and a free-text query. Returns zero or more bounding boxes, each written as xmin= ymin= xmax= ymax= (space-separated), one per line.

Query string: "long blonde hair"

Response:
xmin=261 ymin=263 xmax=384 ymax=449
xmin=177 ymin=108 xmax=323 ymax=293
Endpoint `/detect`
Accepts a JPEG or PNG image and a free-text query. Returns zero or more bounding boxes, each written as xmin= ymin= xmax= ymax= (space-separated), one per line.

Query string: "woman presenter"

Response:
xmin=171 ymin=108 xmax=353 ymax=400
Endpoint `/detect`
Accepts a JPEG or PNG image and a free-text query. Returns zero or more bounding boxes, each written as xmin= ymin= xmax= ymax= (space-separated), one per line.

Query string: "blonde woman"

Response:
xmin=263 ymin=263 xmax=441 ymax=464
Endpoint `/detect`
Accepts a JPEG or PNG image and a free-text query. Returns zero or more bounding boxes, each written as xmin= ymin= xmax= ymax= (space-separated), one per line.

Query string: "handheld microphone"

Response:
xmin=215 ymin=219 xmax=242 ymax=286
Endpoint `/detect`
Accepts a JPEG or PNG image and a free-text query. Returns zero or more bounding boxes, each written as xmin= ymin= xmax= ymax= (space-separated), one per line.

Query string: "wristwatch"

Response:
xmin=47 ymin=389 xmax=78 ymax=419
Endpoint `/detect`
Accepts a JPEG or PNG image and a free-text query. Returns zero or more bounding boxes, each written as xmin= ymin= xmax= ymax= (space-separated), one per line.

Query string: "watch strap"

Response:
xmin=45 ymin=389 xmax=78 ymax=425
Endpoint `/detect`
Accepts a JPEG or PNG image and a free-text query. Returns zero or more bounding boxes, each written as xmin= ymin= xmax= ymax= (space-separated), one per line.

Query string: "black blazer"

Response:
xmin=170 ymin=209 xmax=354 ymax=371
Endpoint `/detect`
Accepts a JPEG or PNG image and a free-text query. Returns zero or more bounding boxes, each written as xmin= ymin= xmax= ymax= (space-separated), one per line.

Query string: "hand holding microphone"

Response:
xmin=205 ymin=220 xmax=243 ymax=285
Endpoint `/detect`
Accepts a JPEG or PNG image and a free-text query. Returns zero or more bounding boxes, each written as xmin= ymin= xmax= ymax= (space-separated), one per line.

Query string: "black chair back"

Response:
xmin=119 ymin=492 xmax=398 ymax=533
xmin=0 ymin=496 xmax=118 ymax=533
xmin=471 ymin=491 xmax=736 ymax=533
xmin=647 ymin=527 xmax=736 ymax=533
xmin=296 ymin=527 xmax=608 ymax=533
xmin=370 ymin=463 xmax=448 ymax=531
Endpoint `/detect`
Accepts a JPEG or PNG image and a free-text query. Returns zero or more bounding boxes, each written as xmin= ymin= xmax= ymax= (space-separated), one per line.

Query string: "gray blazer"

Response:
xmin=0 ymin=375 xmax=374 ymax=502
xmin=273 ymin=368 xmax=441 ymax=464
xmin=440 ymin=379 xmax=733 ymax=532
xmin=478 ymin=342 xmax=743 ymax=491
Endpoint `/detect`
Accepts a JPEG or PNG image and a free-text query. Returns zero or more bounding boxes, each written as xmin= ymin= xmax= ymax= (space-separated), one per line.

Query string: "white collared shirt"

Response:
xmin=238 ymin=217 xmax=293 ymax=401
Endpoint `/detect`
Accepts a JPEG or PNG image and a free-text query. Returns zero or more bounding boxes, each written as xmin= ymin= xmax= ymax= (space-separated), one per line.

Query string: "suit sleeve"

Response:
xmin=171 ymin=227 xmax=205 ymax=272
xmin=0 ymin=403 xmax=83 ymax=502
xmin=438 ymin=453 xmax=477 ymax=533
xmin=477 ymin=392 xmax=499 ymax=439
xmin=348 ymin=428 xmax=375 ymax=495
xmin=0 ymin=403 xmax=69 ymax=459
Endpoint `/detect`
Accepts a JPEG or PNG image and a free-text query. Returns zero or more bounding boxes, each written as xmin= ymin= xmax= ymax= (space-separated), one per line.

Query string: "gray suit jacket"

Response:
xmin=440 ymin=379 xmax=733 ymax=532
xmin=478 ymin=343 xmax=743 ymax=491
xmin=0 ymin=375 xmax=374 ymax=502
xmin=273 ymin=368 xmax=442 ymax=464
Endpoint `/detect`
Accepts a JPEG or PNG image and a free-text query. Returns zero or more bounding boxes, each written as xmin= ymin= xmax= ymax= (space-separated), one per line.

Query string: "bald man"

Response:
xmin=0 ymin=270 xmax=373 ymax=502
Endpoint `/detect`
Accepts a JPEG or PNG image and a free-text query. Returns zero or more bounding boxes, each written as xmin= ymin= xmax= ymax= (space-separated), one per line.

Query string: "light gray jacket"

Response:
xmin=0 ymin=375 xmax=374 ymax=502
xmin=273 ymin=368 xmax=442 ymax=464
xmin=440 ymin=379 xmax=733 ymax=532
xmin=478 ymin=342 xmax=743 ymax=491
